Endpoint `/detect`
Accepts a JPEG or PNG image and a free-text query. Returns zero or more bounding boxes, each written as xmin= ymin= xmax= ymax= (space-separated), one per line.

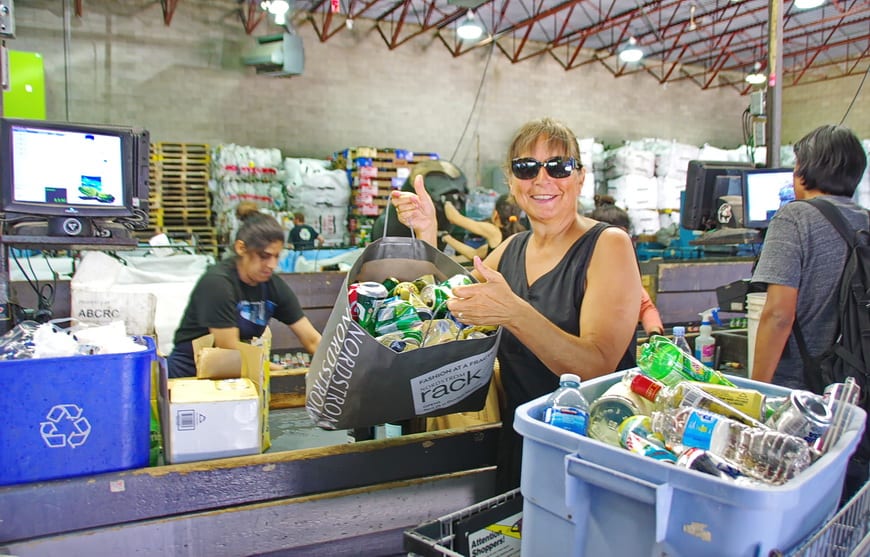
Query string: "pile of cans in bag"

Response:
xmin=348 ymin=274 xmax=498 ymax=353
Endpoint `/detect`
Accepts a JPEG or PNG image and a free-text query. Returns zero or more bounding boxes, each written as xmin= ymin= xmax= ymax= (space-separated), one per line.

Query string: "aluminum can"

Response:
xmin=348 ymin=281 xmax=389 ymax=329
xmin=373 ymin=299 xmax=423 ymax=337
xmin=765 ymin=390 xmax=832 ymax=444
xmin=420 ymin=284 xmax=453 ymax=318
xmin=442 ymin=273 xmax=474 ymax=290
xmin=412 ymin=274 xmax=436 ymax=293
xmin=382 ymin=277 xmax=401 ymax=296
xmin=392 ymin=281 xmax=420 ymax=300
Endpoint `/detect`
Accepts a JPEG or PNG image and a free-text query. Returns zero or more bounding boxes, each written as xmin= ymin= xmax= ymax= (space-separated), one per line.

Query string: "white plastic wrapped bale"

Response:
xmin=71 ymin=251 xmax=211 ymax=355
xmin=603 ymin=146 xmax=656 ymax=179
xmin=606 ymin=174 xmax=659 ymax=210
xmin=284 ymin=158 xmax=351 ymax=246
xmin=657 ymin=176 xmax=686 ymax=210
xmin=628 ymin=209 xmax=661 ymax=235
xmin=654 ymin=141 xmax=701 ymax=178
xmin=698 ymin=143 xmax=748 ymax=162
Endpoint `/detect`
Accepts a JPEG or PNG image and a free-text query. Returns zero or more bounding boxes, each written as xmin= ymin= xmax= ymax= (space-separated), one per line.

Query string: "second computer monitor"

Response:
xmin=743 ymin=167 xmax=795 ymax=229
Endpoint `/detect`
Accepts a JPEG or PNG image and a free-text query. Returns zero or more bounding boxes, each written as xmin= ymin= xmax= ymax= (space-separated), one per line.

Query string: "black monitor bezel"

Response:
xmin=0 ymin=117 xmax=137 ymax=219
xmin=681 ymin=160 xmax=755 ymax=231
xmin=742 ymin=166 xmax=795 ymax=230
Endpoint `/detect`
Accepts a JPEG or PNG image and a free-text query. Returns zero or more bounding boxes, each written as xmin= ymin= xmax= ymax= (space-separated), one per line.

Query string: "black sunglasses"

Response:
xmin=511 ymin=157 xmax=579 ymax=180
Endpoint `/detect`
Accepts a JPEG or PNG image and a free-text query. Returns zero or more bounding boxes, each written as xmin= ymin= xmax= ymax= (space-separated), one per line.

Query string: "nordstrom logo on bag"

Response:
xmin=410 ymin=347 xmax=496 ymax=414
xmin=307 ymin=306 xmax=367 ymax=426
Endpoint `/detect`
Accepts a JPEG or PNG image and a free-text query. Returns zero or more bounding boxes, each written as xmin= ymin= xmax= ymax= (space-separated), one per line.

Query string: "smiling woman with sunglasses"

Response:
xmin=391 ymin=117 xmax=642 ymax=491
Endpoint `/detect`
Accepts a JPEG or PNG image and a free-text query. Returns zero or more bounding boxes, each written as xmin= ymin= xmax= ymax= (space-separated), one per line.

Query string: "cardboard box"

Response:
xmin=164 ymin=378 xmax=260 ymax=464
xmin=158 ymin=329 xmax=271 ymax=464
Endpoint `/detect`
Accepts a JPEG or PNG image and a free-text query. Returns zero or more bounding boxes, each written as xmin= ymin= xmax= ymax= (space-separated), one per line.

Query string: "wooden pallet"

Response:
xmin=158 ymin=209 xmax=213 ymax=227
xmin=153 ymin=142 xmax=210 ymax=158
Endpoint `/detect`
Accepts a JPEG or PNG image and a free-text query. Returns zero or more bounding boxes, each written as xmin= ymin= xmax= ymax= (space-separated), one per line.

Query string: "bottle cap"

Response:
xmin=673 ymin=325 xmax=686 ymax=336
xmin=561 ymin=373 xmax=581 ymax=385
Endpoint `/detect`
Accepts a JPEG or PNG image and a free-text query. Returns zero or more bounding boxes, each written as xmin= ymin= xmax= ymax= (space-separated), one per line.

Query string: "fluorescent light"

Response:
xmin=261 ymin=0 xmax=291 ymax=25
xmin=457 ymin=10 xmax=484 ymax=41
xmin=618 ymin=37 xmax=644 ymax=63
xmin=794 ymin=0 xmax=824 ymax=9
xmin=745 ymin=72 xmax=766 ymax=85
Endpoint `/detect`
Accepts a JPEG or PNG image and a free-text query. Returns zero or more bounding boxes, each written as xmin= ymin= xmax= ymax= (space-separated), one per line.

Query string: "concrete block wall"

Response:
xmin=8 ymin=1 xmax=864 ymax=189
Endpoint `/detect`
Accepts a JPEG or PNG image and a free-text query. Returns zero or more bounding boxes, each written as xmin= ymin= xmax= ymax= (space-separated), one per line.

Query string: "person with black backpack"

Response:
xmin=750 ymin=124 xmax=869 ymax=502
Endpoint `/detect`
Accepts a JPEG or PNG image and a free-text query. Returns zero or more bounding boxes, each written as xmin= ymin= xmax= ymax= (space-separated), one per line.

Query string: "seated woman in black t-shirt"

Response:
xmin=168 ymin=207 xmax=322 ymax=377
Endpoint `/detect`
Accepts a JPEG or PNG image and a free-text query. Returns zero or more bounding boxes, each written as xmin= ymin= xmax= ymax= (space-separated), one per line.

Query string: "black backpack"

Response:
xmin=793 ymin=198 xmax=870 ymax=459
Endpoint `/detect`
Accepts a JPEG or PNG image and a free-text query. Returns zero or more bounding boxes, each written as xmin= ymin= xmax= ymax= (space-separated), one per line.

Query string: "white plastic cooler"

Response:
xmin=513 ymin=370 xmax=865 ymax=557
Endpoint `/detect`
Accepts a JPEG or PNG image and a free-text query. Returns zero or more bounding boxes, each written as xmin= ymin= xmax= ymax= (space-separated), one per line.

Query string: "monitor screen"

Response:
xmin=743 ymin=168 xmax=795 ymax=229
xmin=0 ymin=118 xmax=144 ymax=219
xmin=681 ymin=160 xmax=755 ymax=231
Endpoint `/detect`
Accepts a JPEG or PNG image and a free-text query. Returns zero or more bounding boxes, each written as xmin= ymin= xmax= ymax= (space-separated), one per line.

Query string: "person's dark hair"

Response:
xmin=591 ymin=194 xmax=631 ymax=232
xmin=236 ymin=211 xmax=285 ymax=250
xmin=793 ymin=124 xmax=867 ymax=197
xmin=495 ymin=194 xmax=527 ymax=237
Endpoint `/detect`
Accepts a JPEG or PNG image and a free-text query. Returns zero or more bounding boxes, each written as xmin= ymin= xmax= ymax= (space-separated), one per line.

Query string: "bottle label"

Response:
xmin=681 ymin=410 xmax=720 ymax=450
xmin=695 ymin=344 xmax=715 ymax=365
xmin=622 ymin=431 xmax=677 ymax=463
xmin=629 ymin=374 xmax=663 ymax=402
xmin=544 ymin=406 xmax=589 ymax=435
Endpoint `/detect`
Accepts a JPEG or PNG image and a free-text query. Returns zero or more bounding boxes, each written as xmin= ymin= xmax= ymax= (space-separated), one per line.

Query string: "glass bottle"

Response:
xmin=622 ymin=369 xmax=767 ymax=428
xmin=651 ymin=406 xmax=812 ymax=485
xmin=543 ymin=373 xmax=590 ymax=435
xmin=637 ymin=335 xmax=736 ymax=387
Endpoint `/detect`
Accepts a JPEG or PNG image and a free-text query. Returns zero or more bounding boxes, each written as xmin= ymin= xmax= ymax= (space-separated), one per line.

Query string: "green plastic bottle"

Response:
xmin=637 ymin=335 xmax=736 ymax=387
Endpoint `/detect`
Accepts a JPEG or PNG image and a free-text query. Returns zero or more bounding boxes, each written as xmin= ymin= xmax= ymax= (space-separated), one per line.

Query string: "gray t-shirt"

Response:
xmin=751 ymin=195 xmax=869 ymax=389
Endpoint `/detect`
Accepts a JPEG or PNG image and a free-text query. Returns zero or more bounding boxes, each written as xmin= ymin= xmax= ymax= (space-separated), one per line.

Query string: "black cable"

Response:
xmin=450 ymin=41 xmax=496 ymax=162
xmin=839 ymin=64 xmax=869 ymax=126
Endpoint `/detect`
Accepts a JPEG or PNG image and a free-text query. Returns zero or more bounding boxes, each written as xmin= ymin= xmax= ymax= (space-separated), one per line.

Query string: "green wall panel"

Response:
xmin=3 ymin=50 xmax=46 ymax=119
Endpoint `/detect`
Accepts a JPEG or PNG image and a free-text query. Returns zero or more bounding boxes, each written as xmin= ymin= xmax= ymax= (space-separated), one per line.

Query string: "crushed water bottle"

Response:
xmin=543 ymin=373 xmax=590 ymax=435
xmin=651 ymin=406 xmax=812 ymax=485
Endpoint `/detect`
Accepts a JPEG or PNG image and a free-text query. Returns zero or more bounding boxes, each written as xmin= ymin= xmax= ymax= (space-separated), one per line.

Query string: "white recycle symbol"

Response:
xmin=40 ymin=404 xmax=92 ymax=448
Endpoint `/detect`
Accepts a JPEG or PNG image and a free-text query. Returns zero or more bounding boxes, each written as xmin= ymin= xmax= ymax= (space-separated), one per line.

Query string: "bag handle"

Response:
xmin=382 ymin=196 xmax=415 ymax=241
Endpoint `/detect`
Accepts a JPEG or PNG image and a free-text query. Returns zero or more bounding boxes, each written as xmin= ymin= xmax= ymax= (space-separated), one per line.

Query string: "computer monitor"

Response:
xmin=742 ymin=167 xmax=795 ymax=229
xmin=681 ymin=160 xmax=755 ymax=231
xmin=0 ymin=118 xmax=150 ymax=236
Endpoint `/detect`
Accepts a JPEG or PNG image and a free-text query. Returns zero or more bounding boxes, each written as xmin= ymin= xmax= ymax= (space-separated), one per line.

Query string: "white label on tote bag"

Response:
xmin=410 ymin=343 xmax=497 ymax=414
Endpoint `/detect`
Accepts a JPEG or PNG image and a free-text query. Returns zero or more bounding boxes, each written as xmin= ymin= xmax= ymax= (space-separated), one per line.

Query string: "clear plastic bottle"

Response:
xmin=587 ymin=380 xmax=652 ymax=446
xmin=621 ymin=369 xmax=767 ymax=428
xmin=637 ymin=335 xmax=736 ymax=387
xmin=651 ymin=406 xmax=812 ymax=485
xmin=672 ymin=326 xmax=692 ymax=355
xmin=543 ymin=373 xmax=590 ymax=435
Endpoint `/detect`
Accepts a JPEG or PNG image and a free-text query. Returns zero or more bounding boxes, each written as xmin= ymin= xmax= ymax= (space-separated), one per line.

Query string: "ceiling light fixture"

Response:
xmin=688 ymin=5 xmax=697 ymax=31
xmin=745 ymin=62 xmax=766 ymax=85
xmin=261 ymin=0 xmax=291 ymax=26
xmin=618 ymin=37 xmax=644 ymax=63
xmin=794 ymin=0 xmax=825 ymax=9
xmin=457 ymin=10 xmax=484 ymax=41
